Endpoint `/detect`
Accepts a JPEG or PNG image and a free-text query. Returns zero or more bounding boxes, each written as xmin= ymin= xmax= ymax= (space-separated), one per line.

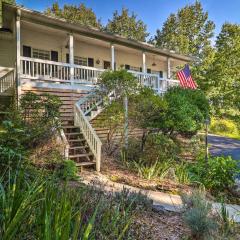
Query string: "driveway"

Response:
xmin=209 ymin=134 xmax=240 ymax=160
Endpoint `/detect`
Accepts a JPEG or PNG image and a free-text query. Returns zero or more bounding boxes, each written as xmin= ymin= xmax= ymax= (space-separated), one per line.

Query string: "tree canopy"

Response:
xmin=153 ymin=1 xmax=214 ymax=56
xmin=105 ymin=8 xmax=149 ymax=42
xmin=152 ymin=1 xmax=215 ymax=91
xmin=207 ymin=23 xmax=240 ymax=113
xmin=45 ymin=2 xmax=102 ymax=29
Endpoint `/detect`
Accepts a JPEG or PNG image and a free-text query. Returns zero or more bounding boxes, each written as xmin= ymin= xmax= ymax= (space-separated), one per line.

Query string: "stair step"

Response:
xmin=69 ymin=146 xmax=88 ymax=150
xmin=69 ymin=153 xmax=93 ymax=158
xmin=62 ymin=125 xmax=78 ymax=129
xmin=68 ymin=139 xmax=85 ymax=143
xmin=76 ymin=161 xmax=96 ymax=167
xmin=65 ymin=132 xmax=82 ymax=136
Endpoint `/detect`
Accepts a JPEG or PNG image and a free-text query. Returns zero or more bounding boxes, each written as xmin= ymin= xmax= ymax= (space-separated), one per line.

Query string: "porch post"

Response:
xmin=167 ymin=57 xmax=171 ymax=79
xmin=142 ymin=51 xmax=146 ymax=74
xmin=111 ymin=44 xmax=115 ymax=70
xmin=16 ymin=9 xmax=21 ymax=101
xmin=69 ymin=33 xmax=74 ymax=84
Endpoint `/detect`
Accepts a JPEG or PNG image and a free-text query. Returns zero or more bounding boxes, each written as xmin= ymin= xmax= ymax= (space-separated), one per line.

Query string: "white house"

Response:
xmin=0 ymin=3 xmax=192 ymax=171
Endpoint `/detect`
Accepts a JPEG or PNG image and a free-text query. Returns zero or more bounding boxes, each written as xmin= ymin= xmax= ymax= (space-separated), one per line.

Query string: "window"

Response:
xmin=74 ymin=56 xmax=88 ymax=66
xmin=23 ymin=45 xmax=31 ymax=57
xmin=32 ymin=48 xmax=50 ymax=60
xmin=129 ymin=66 xmax=141 ymax=72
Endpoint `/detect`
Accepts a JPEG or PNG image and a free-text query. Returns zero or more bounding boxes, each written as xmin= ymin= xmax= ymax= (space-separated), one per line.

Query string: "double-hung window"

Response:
xmin=32 ymin=48 xmax=50 ymax=60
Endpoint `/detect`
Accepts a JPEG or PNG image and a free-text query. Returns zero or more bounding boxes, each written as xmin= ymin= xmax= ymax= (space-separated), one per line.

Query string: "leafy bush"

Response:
xmin=162 ymin=87 xmax=209 ymax=136
xmin=58 ymin=160 xmax=79 ymax=180
xmin=210 ymin=118 xmax=240 ymax=139
xmin=142 ymin=134 xmax=180 ymax=164
xmin=188 ymin=156 xmax=239 ymax=193
xmin=0 ymin=92 xmax=62 ymax=150
xmin=182 ymin=190 xmax=218 ymax=240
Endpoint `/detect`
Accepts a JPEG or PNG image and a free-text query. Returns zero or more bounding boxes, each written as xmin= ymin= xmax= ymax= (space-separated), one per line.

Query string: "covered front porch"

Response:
xmin=18 ymin=20 xmax=182 ymax=93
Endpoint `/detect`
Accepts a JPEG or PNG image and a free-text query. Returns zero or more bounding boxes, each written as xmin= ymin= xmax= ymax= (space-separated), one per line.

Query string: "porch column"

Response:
xmin=111 ymin=44 xmax=115 ymax=70
xmin=69 ymin=33 xmax=74 ymax=84
xmin=142 ymin=52 xmax=146 ymax=74
xmin=167 ymin=57 xmax=171 ymax=79
xmin=16 ymin=9 xmax=21 ymax=100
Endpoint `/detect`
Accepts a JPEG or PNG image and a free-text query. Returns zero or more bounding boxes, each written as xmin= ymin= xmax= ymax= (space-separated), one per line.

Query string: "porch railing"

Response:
xmin=20 ymin=57 xmax=104 ymax=85
xmin=20 ymin=56 xmax=179 ymax=92
xmin=0 ymin=69 xmax=15 ymax=94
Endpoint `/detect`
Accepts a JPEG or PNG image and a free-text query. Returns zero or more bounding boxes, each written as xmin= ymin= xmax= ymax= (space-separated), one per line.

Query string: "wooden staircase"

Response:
xmin=63 ymin=125 xmax=96 ymax=168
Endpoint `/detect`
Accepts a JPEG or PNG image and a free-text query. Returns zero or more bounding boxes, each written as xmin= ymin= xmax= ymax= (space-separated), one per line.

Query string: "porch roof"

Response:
xmin=4 ymin=3 xmax=194 ymax=62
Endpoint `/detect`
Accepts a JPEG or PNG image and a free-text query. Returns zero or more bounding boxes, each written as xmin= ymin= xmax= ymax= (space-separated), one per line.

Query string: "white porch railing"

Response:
xmin=20 ymin=57 xmax=104 ymax=85
xmin=74 ymin=101 xmax=102 ymax=172
xmin=20 ymin=57 xmax=179 ymax=93
xmin=129 ymin=70 xmax=179 ymax=93
xmin=0 ymin=69 xmax=15 ymax=94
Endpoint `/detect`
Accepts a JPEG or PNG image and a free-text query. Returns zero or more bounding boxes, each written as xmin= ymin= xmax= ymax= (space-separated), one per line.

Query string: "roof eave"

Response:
xmin=4 ymin=3 xmax=194 ymax=62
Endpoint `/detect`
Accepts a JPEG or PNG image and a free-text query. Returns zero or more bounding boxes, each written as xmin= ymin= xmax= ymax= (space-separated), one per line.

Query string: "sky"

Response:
xmin=16 ymin=0 xmax=240 ymax=41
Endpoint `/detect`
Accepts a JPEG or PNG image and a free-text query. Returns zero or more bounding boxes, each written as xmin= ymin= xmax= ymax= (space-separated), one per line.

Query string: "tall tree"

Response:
xmin=105 ymin=8 xmax=149 ymax=42
xmin=0 ymin=0 xmax=15 ymax=27
xmin=153 ymin=1 xmax=215 ymax=90
xmin=207 ymin=23 xmax=240 ymax=113
xmin=45 ymin=2 xmax=102 ymax=29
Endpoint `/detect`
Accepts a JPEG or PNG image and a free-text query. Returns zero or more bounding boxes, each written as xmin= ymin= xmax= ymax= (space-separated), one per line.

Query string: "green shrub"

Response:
xmin=141 ymin=133 xmax=179 ymax=164
xmin=182 ymin=190 xmax=218 ymax=240
xmin=210 ymin=118 xmax=240 ymax=138
xmin=0 ymin=92 xmax=62 ymax=153
xmin=59 ymin=160 xmax=79 ymax=181
xmin=188 ymin=156 xmax=239 ymax=193
xmin=162 ymin=87 xmax=209 ymax=136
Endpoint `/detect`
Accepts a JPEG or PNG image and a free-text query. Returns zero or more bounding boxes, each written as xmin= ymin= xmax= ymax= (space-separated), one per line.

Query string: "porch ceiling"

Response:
xmin=4 ymin=3 xmax=194 ymax=63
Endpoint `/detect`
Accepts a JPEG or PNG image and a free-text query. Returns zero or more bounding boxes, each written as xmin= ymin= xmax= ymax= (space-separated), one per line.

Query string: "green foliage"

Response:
xmin=207 ymin=23 xmax=240 ymax=113
xmin=182 ymin=190 xmax=218 ymax=240
xmin=188 ymin=156 xmax=239 ymax=193
xmin=152 ymin=1 xmax=215 ymax=92
xmin=45 ymin=2 xmax=101 ymax=28
xmin=58 ymin=160 xmax=79 ymax=181
xmin=153 ymin=2 xmax=214 ymax=56
xmin=129 ymin=87 xmax=167 ymax=129
xmin=122 ymin=134 xmax=179 ymax=180
xmin=210 ymin=118 xmax=240 ymax=139
xmin=99 ymin=69 xmax=138 ymax=97
xmin=132 ymin=159 xmax=171 ymax=180
xmin=105 ymin=7 xmax=149 ymax=42
xmin=0 ymin=162 xmax=144 ymax=239
xmin=175 ymin=163 xmax=190 ymax=184
xmin=162 ymin=87 xmax=209 ymax=136
xmin=0 ymin=92 xmax=62 ymax=150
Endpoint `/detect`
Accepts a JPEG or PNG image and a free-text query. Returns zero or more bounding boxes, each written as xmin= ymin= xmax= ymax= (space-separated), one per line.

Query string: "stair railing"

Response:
xmin=0 ymin=69 xmax=15 ymax=94
xmin=74 ymin=100 xmax=102 ymax=171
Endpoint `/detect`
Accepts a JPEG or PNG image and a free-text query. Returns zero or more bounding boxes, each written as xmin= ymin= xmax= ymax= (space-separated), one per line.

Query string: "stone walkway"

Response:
xmin=81 ymin=171 xmax=240 ymax=223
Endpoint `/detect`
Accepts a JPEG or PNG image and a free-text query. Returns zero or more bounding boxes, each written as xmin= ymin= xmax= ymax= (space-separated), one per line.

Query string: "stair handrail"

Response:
xmin=74 ymin=100 xmax=102 ymax=172
xmin=77 ymin=90 xmax=116 ymax=119
xmin=0 ymin=69 xmax=15 ymax=94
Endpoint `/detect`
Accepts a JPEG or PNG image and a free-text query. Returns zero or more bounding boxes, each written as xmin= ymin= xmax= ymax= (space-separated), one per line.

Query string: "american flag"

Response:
xmin=177 ymin=65 xmax=197 ymax=89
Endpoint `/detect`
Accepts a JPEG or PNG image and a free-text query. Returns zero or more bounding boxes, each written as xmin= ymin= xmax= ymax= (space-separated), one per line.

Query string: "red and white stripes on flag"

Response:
xmin=177 ymin=65 xmax=197 ymax=89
